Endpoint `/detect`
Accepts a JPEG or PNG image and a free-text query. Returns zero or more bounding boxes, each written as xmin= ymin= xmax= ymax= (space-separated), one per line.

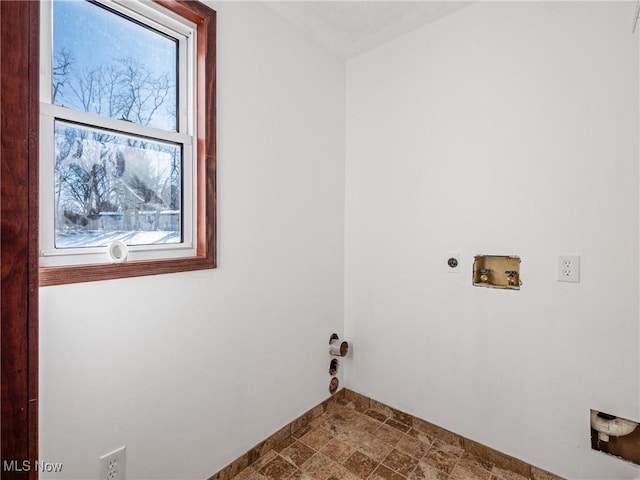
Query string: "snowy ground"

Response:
xmin=56 ymin=230 xmax=180 ymax=248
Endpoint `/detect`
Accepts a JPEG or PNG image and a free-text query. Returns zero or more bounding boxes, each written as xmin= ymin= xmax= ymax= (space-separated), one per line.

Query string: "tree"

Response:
xmin=52 ymin=47 xmax=73 ymax=104
xmin=52 ymin=48 xmax=180 ymax=235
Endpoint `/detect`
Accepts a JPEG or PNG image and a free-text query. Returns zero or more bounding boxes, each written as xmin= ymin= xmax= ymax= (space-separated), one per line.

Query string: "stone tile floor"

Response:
xmin=231 ymin=397 xmax=533 ymax=480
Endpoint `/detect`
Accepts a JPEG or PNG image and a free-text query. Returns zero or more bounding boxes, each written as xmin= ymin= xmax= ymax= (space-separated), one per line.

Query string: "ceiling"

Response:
xmin=264 ymin=1 xmax=472 ymax=59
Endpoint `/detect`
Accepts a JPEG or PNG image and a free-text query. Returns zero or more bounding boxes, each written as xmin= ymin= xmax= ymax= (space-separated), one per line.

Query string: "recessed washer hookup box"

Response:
xmin=472 ymin=255 xmax=521 ymax=290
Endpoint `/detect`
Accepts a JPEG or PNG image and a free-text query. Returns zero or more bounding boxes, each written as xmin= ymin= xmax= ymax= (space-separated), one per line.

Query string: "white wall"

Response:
xmin=344 ymin=2 xmax=639 ymax=479
xmin=40 ymin=2 xmax=640 ymax=479
xmin=39 ymin=2 xmax=345 ymax=478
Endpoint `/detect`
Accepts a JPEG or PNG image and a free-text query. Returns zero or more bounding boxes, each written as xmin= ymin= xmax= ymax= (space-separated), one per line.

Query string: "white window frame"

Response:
xmin=39 ymin=0 xmax=198 ymax=267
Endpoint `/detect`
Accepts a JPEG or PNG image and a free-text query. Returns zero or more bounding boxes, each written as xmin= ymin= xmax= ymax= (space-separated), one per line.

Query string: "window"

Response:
xmin=39 ymin=0 xmax=216 ymax=286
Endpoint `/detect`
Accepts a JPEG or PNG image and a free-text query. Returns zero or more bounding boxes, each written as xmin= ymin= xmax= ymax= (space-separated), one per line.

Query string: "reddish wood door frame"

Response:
xmin=1 ymin=1 xmax=40 ymax=479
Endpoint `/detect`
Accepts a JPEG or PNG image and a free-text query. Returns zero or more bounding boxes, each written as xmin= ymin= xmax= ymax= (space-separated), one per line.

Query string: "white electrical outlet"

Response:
xmin=558 ymin=255 xmax=580 ymax=283
xmin=446 ymin=253 xmax=460 ymax=273
xmin=100 ymin=446 xmax=126 ymax=480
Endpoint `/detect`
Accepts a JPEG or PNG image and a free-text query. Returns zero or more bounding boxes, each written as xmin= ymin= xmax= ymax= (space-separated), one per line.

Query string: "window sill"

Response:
xmin=40 ymin=254 xmax=215 ymax=286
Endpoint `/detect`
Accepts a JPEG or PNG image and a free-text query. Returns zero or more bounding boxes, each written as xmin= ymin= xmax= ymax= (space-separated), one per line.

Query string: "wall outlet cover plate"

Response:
xmin=558 ymin=255 xmax=580 ymax=283
xmin=100 ymin=446 xmax=126 ymax=480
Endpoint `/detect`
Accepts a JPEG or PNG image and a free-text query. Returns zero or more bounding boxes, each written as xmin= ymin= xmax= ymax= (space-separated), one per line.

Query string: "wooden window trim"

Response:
xmin=39 ymin=0 xmax=217 ymax=287
xmin=1 ymin=0 xmax=40 ymax=477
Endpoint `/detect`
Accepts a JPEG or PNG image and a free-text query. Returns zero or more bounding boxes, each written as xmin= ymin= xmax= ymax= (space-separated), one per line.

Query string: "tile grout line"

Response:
xmin=220 ymin=389 xmax=563 ymax=480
